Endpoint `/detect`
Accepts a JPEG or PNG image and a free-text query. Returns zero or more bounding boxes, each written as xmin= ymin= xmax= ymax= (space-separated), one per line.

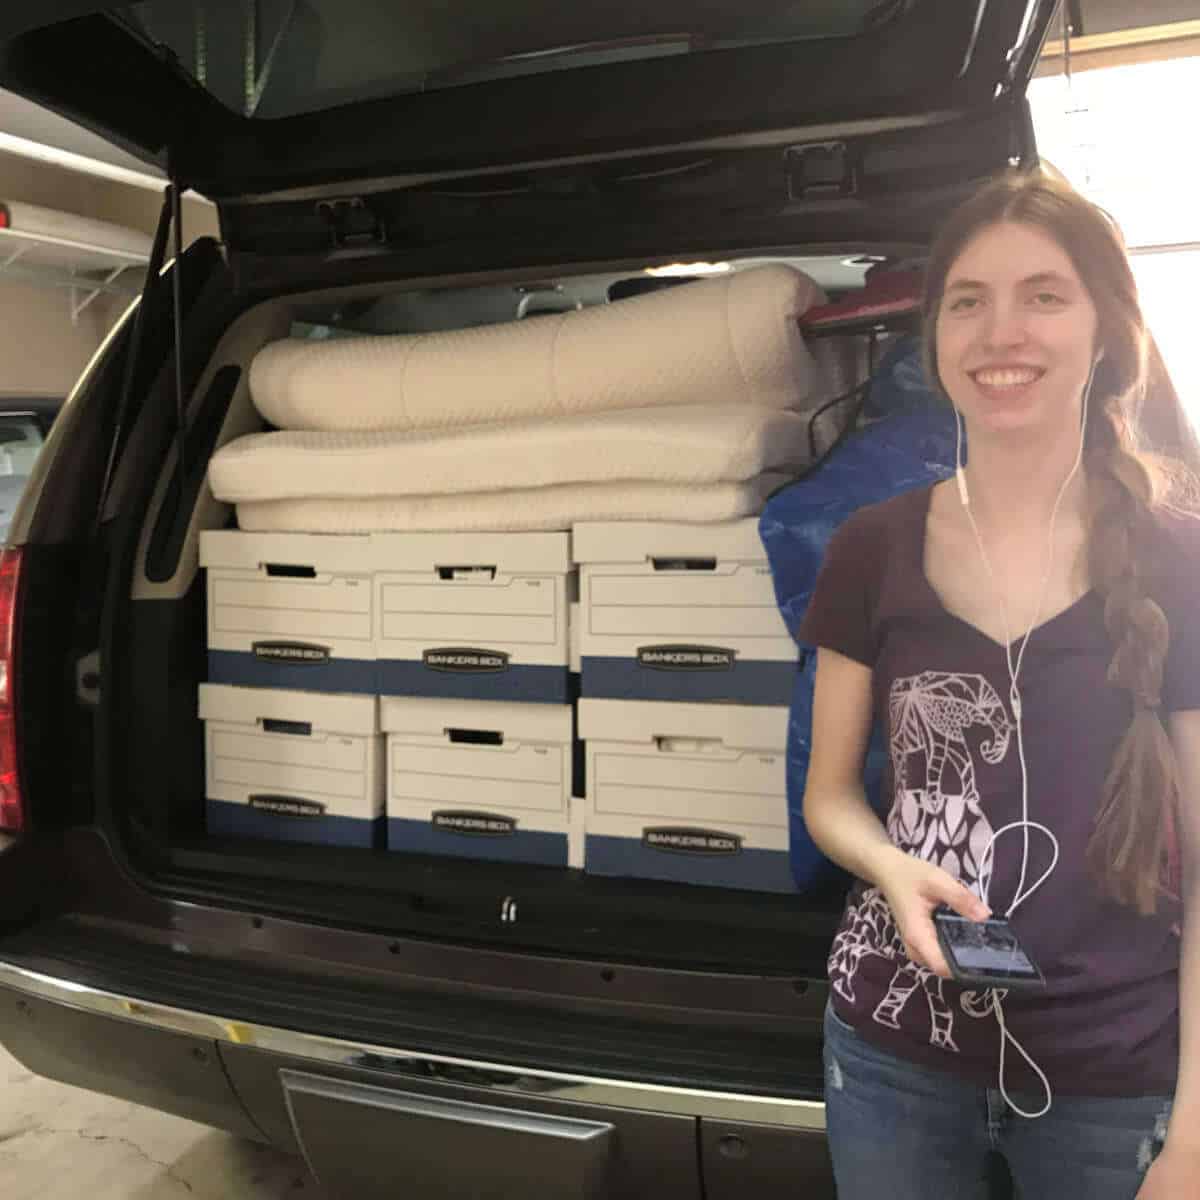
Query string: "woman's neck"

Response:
xmin=961 ymin=424 xmax=1090 ymax=535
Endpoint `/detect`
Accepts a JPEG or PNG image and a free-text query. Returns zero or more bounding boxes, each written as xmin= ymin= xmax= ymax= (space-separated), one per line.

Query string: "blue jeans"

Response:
xmin=823 ymin=1002 xmax=1173 ymax=1200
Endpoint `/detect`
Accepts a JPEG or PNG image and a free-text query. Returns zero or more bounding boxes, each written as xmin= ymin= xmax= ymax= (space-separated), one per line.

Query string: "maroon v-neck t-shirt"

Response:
xmin=799 ymin=483 xmax=1200 ymax=1097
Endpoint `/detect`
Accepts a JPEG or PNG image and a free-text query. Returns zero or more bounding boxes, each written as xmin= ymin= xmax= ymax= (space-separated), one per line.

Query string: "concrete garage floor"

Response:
xmin=0 ymin=1046 xmax=330 ymax=1199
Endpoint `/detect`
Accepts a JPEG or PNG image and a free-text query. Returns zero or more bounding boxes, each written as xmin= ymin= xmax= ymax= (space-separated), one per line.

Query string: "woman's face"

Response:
xmin=934 ymin=220 xmax=1100 ymax=442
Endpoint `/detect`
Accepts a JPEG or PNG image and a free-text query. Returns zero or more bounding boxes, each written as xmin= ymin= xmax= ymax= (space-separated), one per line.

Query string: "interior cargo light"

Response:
xmin=0 ymin=547 xmax=25 ymax=833
xmin=644 ymin=261 xmax=731 ymax=277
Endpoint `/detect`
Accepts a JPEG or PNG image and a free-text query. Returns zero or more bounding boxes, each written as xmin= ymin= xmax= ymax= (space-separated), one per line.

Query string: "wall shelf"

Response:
xmin=0 ymin=201 xmax=152 ymax=323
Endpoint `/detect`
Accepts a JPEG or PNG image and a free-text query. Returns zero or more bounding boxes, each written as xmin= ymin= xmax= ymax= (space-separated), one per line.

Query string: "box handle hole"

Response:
xmin=650 ymin=557 xmax=717 ymax=571
xmin=654 ymin=736 xmax=722 ymax=753
xmin=437 ymin=565 xmax=497 ymax=581
xmin=264 ymin=563 xmax=317 ymax=578
xmin=261 ymin=718 xmax=313 ymax=736
xmin=447 ymin=728 xmax=504 ymax=746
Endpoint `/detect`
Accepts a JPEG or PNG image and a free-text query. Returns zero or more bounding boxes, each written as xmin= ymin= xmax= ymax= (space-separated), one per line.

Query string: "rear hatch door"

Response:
xmin=0 ymin=2 xmax=1058 ymax=263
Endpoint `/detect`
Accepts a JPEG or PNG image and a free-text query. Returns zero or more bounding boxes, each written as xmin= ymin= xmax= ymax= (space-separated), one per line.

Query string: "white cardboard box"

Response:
xmin=373 ymin=532 xmax=572 ymax=703
xmin=200 ymin=684 xmax=383 ymax=847
xmin=572 ymin=520 xmax=796 ymax=705
xmin=201 ymin=530 xmax=375 ymax=694
xmin=383 ymin=697 xmax=577 ymax=867
xmin=578 ymin=697 xmax=793 ymax=891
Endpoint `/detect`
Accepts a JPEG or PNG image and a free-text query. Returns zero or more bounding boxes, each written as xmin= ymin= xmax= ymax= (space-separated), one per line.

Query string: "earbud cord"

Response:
xmin=953 ymin=359 xmax=1096 ymax=1119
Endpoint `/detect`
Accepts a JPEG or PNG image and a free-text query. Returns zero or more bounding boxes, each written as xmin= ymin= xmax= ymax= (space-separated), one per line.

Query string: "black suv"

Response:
xmin=0 ymin=4 xmax=1057 ymax=1197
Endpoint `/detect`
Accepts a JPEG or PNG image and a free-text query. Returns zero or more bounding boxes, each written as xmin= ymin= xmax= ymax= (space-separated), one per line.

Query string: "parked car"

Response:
xmin=0 ymin=3 xmax=1058 ymax=1197
xmin=0 ymin=396 xmax=58 ymax=543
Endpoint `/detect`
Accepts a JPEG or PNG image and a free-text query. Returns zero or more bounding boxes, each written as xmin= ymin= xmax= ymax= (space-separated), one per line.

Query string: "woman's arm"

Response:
xmin=802 ymin=647 xmax=893 ymax=881
xmin=1164 ymin=711 xmax=1200 ymax=1150
xmin=1138 ymin=711 xmax=1200 ymax=1196
xmin=803 ymin=647 xmax=989 ymax=977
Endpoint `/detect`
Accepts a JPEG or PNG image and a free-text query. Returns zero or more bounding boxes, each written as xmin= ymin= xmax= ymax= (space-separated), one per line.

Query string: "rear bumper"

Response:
xmin=0 ymin=956 xmax=826 ymax=1131
xmin=0 ymin=955 xmax=836 ymax=1198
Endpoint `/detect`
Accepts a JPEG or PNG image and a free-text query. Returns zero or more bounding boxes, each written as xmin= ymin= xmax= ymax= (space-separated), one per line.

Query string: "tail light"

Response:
xmin=0 ymin=547 xmax=24 ymax=832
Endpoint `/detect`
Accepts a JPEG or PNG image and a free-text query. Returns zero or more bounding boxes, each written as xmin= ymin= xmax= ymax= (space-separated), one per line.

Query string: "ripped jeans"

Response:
xmin=823 ymin=1001 xmax=1173 ymax=1200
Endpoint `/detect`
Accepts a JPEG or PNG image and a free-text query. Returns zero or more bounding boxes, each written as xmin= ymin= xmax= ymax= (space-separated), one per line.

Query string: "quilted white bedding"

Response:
xmin=208 ymin=404 xmax=812 ymax=503
xmin=249 ymin=264 xmax=824 ymax=433
xmin=235 ymin=475 xmax=789 ymax=534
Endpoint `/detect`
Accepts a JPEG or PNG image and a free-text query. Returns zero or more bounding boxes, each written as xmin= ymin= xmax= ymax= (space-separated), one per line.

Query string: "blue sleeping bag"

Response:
xmin=758 ymin=336 xmax=959 ymax=891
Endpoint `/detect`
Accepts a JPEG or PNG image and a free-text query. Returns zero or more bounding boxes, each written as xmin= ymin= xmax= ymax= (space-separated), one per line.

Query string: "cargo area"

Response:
xmin=91 ymin=249 xmax=942 ymax=976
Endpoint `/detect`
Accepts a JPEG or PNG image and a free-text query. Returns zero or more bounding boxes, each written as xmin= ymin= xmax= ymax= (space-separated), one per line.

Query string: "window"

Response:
xmin=110 ymin=0 xmax=902 ymax=119
xmin=1028 ymin=55 xmax=1200 ymax=426
xmin=0 ymin=415 xmax=47 ymax=544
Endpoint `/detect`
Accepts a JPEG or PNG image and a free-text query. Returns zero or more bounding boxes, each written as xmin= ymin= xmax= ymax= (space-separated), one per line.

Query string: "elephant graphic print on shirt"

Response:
xmin=827 ymin=671 xmax=1014 ymax=1050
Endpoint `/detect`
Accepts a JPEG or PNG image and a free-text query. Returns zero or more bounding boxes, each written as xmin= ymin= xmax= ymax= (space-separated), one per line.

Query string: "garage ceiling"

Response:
xmin=1075 ymin=1 xmax=1200 ymax=36
xmin=1038 ymin=0 xmax=1200 ymax=75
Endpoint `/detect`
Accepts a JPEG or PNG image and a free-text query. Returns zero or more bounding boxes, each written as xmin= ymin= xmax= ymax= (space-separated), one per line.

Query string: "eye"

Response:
xmin=946 ymin=295 xmax=981 ymax=313
xmin=1031 ymin=291 xmax=1067 ymax=307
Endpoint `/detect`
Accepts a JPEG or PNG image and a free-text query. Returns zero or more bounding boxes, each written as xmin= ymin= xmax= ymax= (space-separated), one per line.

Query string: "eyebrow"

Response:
xmin=944 ymin=271 xmax=1077 ymax=293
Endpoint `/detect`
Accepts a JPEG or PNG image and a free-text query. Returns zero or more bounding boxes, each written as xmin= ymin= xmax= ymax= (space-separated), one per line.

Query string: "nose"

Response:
xmin=979 ymin=296 xmax=1029 ymax=354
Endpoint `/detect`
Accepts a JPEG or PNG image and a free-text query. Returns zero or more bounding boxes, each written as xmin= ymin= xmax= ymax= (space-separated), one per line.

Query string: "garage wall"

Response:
xmin=0 ymin=149 xmax=219 ymax=397
xmin=0 ymin=280 xmax=117 ymax=396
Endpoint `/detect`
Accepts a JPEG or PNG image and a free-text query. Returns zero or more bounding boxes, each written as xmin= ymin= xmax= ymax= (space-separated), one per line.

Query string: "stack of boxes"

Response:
xmin=201 ymin=531 xmax=382 ymax=847
xmin=376 ymin=534 xmax=574 ymax=867
xmin=573 ymin=520 xmax=798 ymax=892
xmin=199 ymin=519 xmax=799 ymax=891
xmin=199 ymin=529 xmax=576 ymax=863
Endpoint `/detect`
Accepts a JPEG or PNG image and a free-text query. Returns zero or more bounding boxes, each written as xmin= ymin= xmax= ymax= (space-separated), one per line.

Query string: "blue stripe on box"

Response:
xmin=208 ymin=650 xmax=376 ymax=695
xmin=580 ymin=656 xmax=795 ymax=705
xmin=584 ymin=833 xmax=795 ymax=892
xmin=388 ymin=817 xmax=568 ymax=866
xmin=377 ymin=660 xmax=568 ymax=703
xmin=207 ymin=800 xmax=384 ymax=848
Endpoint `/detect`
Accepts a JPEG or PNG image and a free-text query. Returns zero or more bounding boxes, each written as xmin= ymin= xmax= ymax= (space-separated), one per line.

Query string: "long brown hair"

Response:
xmin=922 ymin=170 xmax=1192 ymax=916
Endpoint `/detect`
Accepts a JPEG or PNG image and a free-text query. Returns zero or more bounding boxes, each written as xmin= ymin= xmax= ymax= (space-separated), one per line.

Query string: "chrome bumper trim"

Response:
xmin=0 ymin=959 xmax=826 ymax=1131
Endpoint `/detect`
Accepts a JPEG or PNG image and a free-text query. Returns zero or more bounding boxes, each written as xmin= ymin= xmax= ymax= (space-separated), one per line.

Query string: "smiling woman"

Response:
xmin=932 ymin=228 xmax=1099 ymax=443
xmin=799 ymin=169 xmax=1200 ymax=1198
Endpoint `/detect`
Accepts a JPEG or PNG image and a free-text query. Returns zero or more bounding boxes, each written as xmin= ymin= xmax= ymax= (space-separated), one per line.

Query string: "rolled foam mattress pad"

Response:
xmin=209 ymin=404 xmax=812 ymax=503
xmin=235 ymin=475 xmax=789 ymax=534
xmin=250 ymin=264 xmax=825 ymax=433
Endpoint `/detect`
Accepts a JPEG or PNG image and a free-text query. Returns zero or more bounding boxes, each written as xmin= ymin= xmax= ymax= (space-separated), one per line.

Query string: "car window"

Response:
xmin=110 ymin=0 xmax=902 ymax=119
xmin=0 ymin=415 xmax=46 ymax=544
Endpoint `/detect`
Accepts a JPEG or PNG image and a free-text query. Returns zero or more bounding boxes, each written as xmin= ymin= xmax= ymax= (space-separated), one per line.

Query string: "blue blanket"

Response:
xmin=758 ymin=337 xmax=960 ymax=890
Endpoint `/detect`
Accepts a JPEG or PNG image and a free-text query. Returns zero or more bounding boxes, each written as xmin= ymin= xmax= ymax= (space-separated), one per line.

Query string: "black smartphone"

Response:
xmin=933 ymin=906 xmax=1046 ymax=990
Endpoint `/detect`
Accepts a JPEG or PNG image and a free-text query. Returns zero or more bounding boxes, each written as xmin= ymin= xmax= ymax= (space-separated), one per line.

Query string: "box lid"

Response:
xmin=578 ymin=697 xmax=787 ymax=750
xmin=382 ymin=696 xmax=571 ymax=743
xmin=199 ymin=684 xmax=379 ymax=735
xmin=199 ymin=529 xmax=374 ymax=573
xmin=571 ymin=519 xmax=765 ymax=565
xmin=372 ymin=531 xmax=571 ymax=575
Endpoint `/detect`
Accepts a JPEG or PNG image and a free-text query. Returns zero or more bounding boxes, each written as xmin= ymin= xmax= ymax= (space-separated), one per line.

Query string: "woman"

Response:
xmin=800 ymin=170 xmax=1200 ymax=1199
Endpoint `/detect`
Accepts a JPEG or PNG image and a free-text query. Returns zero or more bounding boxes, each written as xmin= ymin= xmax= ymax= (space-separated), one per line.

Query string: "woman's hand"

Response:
xmin=1136 ymin=1140 xmax=1200 ymax=1198
xmin=872 ymin=846 xmax=992 ymax=978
